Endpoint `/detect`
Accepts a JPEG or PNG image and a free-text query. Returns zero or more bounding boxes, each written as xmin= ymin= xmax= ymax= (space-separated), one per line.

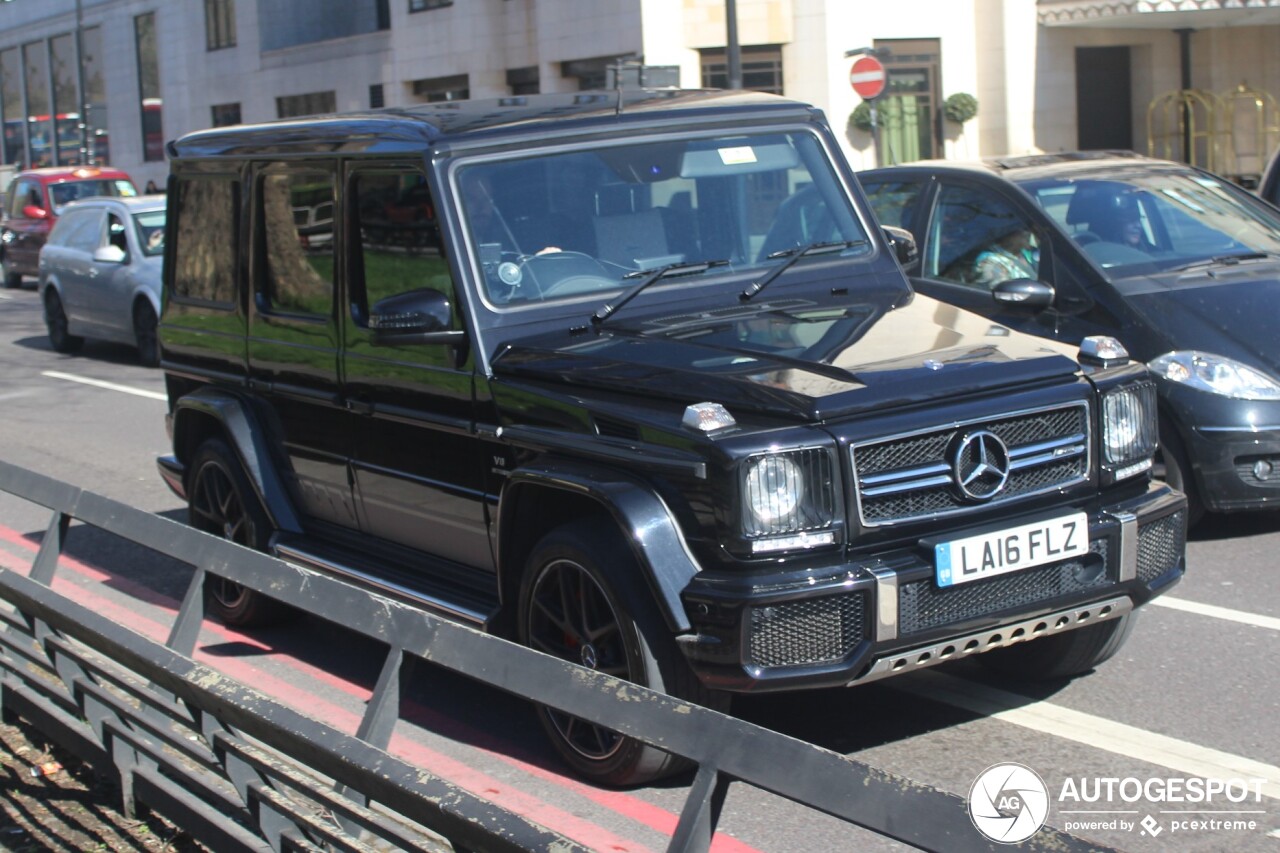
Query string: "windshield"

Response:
xmin=1019 ymin=171 xmax=1280 ymax=278
xmin=454 ymin=130 xmax=871 ymax=309
xmin=133 ymin=209 xmax=166 ymax=256
xmin=48 ymin=179 xmax=138 ymax=214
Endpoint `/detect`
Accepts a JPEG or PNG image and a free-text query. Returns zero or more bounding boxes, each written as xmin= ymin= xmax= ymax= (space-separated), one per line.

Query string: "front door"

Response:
xmin=343 ymin=164 xmax=491 ymax=572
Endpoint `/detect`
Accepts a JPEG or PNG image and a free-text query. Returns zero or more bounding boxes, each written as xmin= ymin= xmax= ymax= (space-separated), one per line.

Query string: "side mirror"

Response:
xmin=881 ymin=225 xmax=918 ymax=266
xmin=992 ymin=278 xmax=1055 ymax=309
xmin=93 ymin=245 xmax=127 ymax=264
xmin=22 ymin=204 xmax=49 ymax=220
xmin=369 ymin=288 xmax=466 ymax=346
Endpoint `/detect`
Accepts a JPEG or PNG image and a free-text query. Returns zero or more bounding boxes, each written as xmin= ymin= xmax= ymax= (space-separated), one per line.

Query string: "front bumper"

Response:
xmin=1164 ymin=384 xmax=1280 ymax=513
xmin=157 ymin=454 xmax=187 ymax=501
xmin=679 ymin=481 xmax=1186 ymax=692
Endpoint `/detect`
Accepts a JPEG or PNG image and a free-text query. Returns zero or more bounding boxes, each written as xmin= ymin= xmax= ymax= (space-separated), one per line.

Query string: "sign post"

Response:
xmin=849 ymin=54 xmax=888 ymax=164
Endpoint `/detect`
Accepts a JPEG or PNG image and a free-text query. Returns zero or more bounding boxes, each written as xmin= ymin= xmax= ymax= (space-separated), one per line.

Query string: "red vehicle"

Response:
xmin=1 ymin=166 xmax=137 ymax=288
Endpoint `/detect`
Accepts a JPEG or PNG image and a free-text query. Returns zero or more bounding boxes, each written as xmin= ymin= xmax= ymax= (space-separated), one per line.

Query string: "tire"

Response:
xmin=1 ymin=255 xmax=20 ymax=289
xmin=517 ymin=522 xmax=727 ymax=786
xmin=186 ymin=438 xmax=290 ymax=627
xmin=134 ymin=301 xmax=160 ymax=367
xmin=1156 ymin=418 xmax=1205 ymax=528
xmin=977 ymin=611 xmax=1137 ymax=680
xmin=44 ymin=289 xmax=84 ymax=354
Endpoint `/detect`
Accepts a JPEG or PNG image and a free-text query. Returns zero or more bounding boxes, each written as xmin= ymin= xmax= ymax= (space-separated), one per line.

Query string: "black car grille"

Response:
xmin=899 ymin=538 xmax=1110 ymax=636
xmin=1136 ymin=511 xmax=1185 ymax=583
xmin=747 ymin=592 xmax=867 ymax=669
xmin=853 ymin=404 xmax=1090 ymax=526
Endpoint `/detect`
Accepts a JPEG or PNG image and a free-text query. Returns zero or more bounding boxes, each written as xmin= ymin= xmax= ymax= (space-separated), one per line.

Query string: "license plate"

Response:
xmin=935 ymin=512 xmax=1088 ymax=588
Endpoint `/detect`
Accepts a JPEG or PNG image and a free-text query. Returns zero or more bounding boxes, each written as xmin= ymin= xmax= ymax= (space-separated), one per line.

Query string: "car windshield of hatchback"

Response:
xmin=454 ymin=130 xmax=871 ymax=308
xmin=49 ymin=179 xmax=138 ymax=214
xmin=134 ymin=209 xmax=166 ymax=256
xmin=1019 ymin=171 xmax=1280 ymax=278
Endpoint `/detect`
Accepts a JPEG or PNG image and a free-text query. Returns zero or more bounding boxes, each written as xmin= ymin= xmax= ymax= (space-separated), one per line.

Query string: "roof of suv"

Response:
xmin=169 ymin=89 xmax=821 ymax=159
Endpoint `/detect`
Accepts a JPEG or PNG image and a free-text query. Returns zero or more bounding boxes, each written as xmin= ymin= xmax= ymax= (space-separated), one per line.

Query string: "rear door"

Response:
xmin=247 ymin=161 xmax=359 ymax=531
xmin=44 ymin=206 xmax=105 ymax=324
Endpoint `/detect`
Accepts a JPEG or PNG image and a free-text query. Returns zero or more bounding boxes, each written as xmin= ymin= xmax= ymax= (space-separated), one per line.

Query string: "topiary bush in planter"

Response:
xmin=943 ymin=93 xmax=978 ymax=124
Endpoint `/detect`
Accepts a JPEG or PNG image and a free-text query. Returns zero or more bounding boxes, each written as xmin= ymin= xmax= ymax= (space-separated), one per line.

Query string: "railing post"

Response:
xmin=667 ymin=764 xmax=729 ymax=853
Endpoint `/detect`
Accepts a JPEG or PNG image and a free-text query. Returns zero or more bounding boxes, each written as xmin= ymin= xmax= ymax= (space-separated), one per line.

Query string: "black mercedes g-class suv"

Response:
xmin=157 ymin=90 xmax=1187 ymax=786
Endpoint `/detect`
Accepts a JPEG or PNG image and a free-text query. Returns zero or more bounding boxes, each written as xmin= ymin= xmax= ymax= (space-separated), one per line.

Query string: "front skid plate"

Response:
xmin=847 ymin=595 xmax=1133 ymax=686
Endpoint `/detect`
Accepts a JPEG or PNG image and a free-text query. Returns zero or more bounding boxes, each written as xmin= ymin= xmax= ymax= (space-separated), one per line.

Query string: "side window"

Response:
xmin=51 ymin=209 xmax=103 ymax=252
xmin=927 ymin=184 xmax=1039 ymax=290
xmin=350 ymin=168 xmax=458 ymax=327
xmin=107 ymin=213 xmax=129 ymax=253
xmin=861 ymin=179 xmax=924 ymax=230
xmin=171 ymin=176 xmax=238 ymax=305
xmin=11 ymin=180 xmax=38 ymax=216
xmin=258 ymin=168 xmax=334 ymax=318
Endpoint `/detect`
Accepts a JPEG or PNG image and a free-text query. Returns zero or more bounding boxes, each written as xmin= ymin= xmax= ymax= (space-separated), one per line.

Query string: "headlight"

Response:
xmin=1101 ymin=382 xmax=1158 ymax=477
xmin=740 ymin=448 xmax=839 ymax=553
xmin=1148 ymin=351 xmax=1280 ymax=400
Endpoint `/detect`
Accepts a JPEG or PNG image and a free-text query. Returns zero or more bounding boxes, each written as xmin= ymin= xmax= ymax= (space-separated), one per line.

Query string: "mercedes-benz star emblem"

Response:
xmin=953 ymin=430 xmax=1011 ymax=501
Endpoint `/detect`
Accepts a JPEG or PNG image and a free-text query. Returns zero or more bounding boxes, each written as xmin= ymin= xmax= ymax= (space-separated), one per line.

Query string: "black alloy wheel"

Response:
xmin=187 ymin=439 xmax=287 ymax=627
xmin=44 ymin=289 xmax=83 ymax=353
xmin=518 ymin=523 xmax=726 ymax=786
xmin=134 ymin=301 xmax=159 ymax=367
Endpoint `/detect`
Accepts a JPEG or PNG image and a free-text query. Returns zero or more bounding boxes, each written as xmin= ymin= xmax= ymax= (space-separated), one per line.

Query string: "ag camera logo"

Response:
xmin=969 ymin=762 xmax=1050 ymax=844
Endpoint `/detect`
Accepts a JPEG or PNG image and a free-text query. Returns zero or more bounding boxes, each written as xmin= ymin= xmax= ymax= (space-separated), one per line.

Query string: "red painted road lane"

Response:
xmin=0 ymin=524 xmax=766 ymax=853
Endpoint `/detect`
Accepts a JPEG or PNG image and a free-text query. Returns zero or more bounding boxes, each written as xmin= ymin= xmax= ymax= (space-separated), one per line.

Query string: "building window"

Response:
xmin=24 ymin=41 xmax=54 ymax=167
xmin=211 ymin=102 xmax=242 ymax=127
xmin=0 ymin=47 xmax=22 ymax=166
xmin=376 ymin=0 xmax=390 ymax=30
xmin=50 ymin=33 xmax=81 ymax=166
xmin=81 ymin=27 xmax=109 ymax=165
xmin=409 ymin=0 xmax=452 ymax=12
xmin=276 ymin=91 xmax=336 ymax=119
xmin=205 ymin=0 xmax=237 ymax=51
xmin=561 ymin=56 xmax=631 ymax=91
xmin=410 ymin=74 xmax=468 ymax=103
xmin=506 ymin=67 xmax=539 ymax=96
xmin=135 ymin=13 xmax=164 ymax=162
xmin=369 ymin=84 xmax=385 ymax=109
xmin=874 ymin=38 xmax=942 ymax=165
xmin=700 ymin=45 xmax=784 ymax=94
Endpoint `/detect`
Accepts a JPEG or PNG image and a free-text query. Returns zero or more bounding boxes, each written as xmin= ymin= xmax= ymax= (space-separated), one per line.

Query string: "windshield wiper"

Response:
xmin=1171 ymin=252 xmax=1278 ymax=272
xmin=739 ymin=240 xmax=867 ymax=303
xmin=591 ymin=259 xmax=728 ymax=326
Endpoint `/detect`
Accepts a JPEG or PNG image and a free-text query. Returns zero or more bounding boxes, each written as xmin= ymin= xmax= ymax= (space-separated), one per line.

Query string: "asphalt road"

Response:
xmin=0 ymin=282 xmax=1277 ymax=852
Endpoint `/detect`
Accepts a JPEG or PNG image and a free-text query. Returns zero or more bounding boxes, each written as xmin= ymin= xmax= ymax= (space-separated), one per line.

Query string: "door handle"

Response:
xmin=345 ymin=395 xmax=374 ymax=416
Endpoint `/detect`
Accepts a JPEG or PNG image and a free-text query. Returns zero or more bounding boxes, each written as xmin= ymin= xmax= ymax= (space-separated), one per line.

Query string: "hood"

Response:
xmin=492 ymin=291 xmax=1081 ymax=421
xmin=1118 ymin=262 xmax=1280 ymax=371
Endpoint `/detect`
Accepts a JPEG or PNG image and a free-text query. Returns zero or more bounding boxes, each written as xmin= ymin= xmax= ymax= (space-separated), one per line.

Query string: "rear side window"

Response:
xmin=258 ymin=168 xmax=334 ymax=318
xmin=861 ymin=179 xmax=924 ymax=230
xmin=48 ymin=208 xmax=104 ymax=252
xmin=171 ymin=177 xmax=238 ymax=306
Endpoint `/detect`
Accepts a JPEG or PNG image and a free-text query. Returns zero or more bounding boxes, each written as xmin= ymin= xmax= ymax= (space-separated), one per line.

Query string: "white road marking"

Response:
xmin=41 ymin=370 xmax=167 ymax=401
xmin=894 ymin=670 xmax=1280 ymax=800
xmin=1150 ymin=596 xmax=1280 ymax=633
xmin=0 ymin=293 xmax=12 ymax=300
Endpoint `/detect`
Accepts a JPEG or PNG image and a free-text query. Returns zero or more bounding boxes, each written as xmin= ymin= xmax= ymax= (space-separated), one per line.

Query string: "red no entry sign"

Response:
xmin=849 ymin=55 xmax=886 ymax=100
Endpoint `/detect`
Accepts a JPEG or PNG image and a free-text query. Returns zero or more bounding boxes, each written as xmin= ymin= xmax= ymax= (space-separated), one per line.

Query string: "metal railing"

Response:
xmin=0 ymin=461 xmax=1113 ymax=852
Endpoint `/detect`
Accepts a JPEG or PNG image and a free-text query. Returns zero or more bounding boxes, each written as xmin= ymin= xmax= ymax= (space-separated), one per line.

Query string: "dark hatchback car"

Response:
xmin=157 ymin=95 xmax=1184 ymax=785
xmin=861 ymin=153 xmax=1280 ymax=523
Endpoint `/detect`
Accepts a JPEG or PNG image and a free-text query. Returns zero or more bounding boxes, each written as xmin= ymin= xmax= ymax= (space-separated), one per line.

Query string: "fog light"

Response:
xmin=1252 ymin=459 xmax=1274 ymax=482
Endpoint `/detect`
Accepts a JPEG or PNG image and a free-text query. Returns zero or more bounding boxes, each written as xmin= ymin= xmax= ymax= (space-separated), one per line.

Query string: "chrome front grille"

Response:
xmin=852 ymin=403 xmax=1091 ymax=526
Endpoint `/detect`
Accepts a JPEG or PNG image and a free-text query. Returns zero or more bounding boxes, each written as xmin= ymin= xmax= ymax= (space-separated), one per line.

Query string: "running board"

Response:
xmin=849 ymin=596 xmax=1134 ymax=686
xmin=272 ymin=540 xmax=495 ymax=627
